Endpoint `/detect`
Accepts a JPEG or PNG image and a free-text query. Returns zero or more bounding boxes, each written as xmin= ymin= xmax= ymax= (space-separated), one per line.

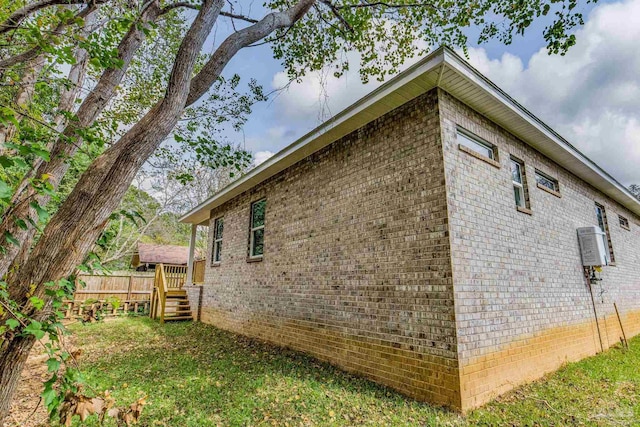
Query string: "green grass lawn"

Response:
xmin=67 ymin=317 xmax=640 ymax=426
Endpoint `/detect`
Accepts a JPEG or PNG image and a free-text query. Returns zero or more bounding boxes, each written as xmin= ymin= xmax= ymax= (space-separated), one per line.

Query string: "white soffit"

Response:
xmin=441 ymin=50 xmax=640 ymax=216
xmin=180 ymin=47 xmax=640 ymax=225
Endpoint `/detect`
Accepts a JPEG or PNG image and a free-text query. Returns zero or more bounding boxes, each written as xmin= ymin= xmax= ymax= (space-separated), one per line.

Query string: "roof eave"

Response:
xmin=179 ymin=47 xmax=447 ymax=225
xmin=441 ymin=49 xmax=640 ymax=216
xmin=180 ymin=46 xmax=640 ymax=225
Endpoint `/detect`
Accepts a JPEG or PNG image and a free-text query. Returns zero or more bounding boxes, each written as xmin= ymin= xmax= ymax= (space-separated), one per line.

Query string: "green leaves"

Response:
xmin=42 ymin=384 xmax=58 ymax=408
xmin=5 ymin=142 xmax=50 ymax=161
xmin=42 ymin=374 xmax=61 ymax=415
xmin=5 ymin=318 xmax=20 ymax=330
xmin=30 ymin=201 xmax=50 ymax=223
xmin=47 ymin=357 xmax=61 ymax=372
xmin=0 ymin=180 xmax=12 ymax=202
xmin=30 ymin=296 xmax=45 ymax=310
xmin=0 ymin=107 xmax=19 ymax=127
xmin=24 ymin=320 xmax=46 ymax=340
xmin=4 ymin=231 xmax=19 ymax=247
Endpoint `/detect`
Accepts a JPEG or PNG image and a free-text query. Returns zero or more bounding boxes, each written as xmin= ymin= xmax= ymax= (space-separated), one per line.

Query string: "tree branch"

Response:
xmin=319 ymin=0 xmax=353 ymax=32
xmin=187 ymin=0 xmax=317 ymax=105
xmin=0 ymin=4 xmax=98 ymax=70
xmin=161 ymin=2 xmax=259 ymax=23
xmin=0 ymin=46 xmax=43 ymax=70
xmin=0 ymin=0 xmax=107 ymax=35
xmin=336 ymin=0 xmax=436 ymax=10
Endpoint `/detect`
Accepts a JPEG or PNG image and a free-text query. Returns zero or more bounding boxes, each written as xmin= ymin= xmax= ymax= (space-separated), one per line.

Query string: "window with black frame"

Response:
xmin=212 ymin=217 xmax=223 ymax=265
xmin=595 ymin=203 xmax=615 ymax=263
xmin=249 ymin=199 xmax=266 ymax=259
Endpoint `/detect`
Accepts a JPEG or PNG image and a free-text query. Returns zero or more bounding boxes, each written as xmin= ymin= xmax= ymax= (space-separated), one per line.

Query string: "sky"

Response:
xmin=218 ymin=0 xmax=640 ymax=187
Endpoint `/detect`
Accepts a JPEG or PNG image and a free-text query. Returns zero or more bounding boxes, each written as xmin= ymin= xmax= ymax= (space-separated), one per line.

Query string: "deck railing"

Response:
xmin=164 ymin=264 xmax=188 ymax=289
xmin=150 ymin=263 xmax=188 ymax=323
xmin=150 ymin=262 xmax=204 ymax=322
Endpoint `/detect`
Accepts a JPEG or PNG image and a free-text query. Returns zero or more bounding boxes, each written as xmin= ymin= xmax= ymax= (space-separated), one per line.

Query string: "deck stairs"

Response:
xmin=150 ymin=264 xmax=193 ymax=322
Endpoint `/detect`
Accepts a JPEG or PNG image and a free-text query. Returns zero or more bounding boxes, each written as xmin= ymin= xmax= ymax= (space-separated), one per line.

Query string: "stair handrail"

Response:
xmin=150 ymin=266 xmax=159 ymax=319
xmin=157 ymin=263 xmax=169 ymax=323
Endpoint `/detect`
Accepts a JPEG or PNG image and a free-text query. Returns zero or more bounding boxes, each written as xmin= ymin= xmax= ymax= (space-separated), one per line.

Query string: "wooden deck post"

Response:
xmin=186 ymin=224 xmax=197 ymax=286
xmin=126 ymin=274 xmax=133 ymax=301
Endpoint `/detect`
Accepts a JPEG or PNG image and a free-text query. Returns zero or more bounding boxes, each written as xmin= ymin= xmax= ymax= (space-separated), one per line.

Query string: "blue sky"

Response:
xmin=213 ymin=0 xmax=640 ymax=186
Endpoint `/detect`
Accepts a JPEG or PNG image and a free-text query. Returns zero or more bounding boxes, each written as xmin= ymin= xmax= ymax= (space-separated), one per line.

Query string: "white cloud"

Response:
xmin=466 ymin=0 xmax=640 ymax=185
xmin=254 ymin=150 xmax=275 ymax=166
xmin=271 ymin=52 xmax=377 ymax=125
xmin=244 ymin=125 xmax=296 ymax=153
xmin=266 ymin=0 xmax=640 ymax=186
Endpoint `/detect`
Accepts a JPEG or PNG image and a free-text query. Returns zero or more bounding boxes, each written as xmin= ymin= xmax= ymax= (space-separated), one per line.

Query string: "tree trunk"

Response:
xmin=0 ymin=2 xmax=161 ymax=277
xmin=0 ymin=0 xmax=316 ymax=420
xmin=0 ymin=333 xmax=36 ymax=420
xmin=0 ymin=0 xmax=223 ymax=420
xmin=0 ymin=57 xmax=46 ymax=153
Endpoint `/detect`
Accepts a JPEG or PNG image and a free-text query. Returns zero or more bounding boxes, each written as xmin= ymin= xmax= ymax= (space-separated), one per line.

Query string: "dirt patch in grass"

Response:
xmin=4 ymin=321 xmax=85 ymax=427
xmin=5 ymin=351 xmax=49 ymax=427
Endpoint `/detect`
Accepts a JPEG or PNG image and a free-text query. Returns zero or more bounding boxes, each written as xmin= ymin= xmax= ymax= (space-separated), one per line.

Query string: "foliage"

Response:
xmin=96 ymin=155 xmax=252 ymax=270
xmin=62 ymin=317 xmax=640 ymax=426
xmin=629 ymin=184 xmax=640 ymax=201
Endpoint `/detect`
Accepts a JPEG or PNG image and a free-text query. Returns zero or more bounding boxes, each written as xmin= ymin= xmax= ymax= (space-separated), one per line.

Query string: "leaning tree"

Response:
xmin=0 ymin=0 xmax=589 ymax=420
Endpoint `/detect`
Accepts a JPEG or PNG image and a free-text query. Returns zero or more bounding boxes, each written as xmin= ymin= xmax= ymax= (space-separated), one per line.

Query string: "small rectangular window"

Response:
xmin=457 ymin=128 xmax=496 ymax=160
xmin=595 ymin=203 xmax=615 ymax=263
xmin=249 ymin=199 xmax=266 ymax=259
xmin=619 ymin=215 xmax=630 ymax=230
xmin=511 ymin=157 xmax=530 ymax=211
xmin=212 ymin=217 xmax=223 ymax=264
xmin=535 ymin=170 xmax=560 ymax=194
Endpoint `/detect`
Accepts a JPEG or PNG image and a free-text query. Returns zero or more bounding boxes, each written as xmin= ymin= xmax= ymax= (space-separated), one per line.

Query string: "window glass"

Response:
xmin=595 ymin=205 xmax=605 ymax=233
xmin=214 ymin=241 xmax=222 ymax=262
xmin=535 ymin=170 xmax=559 ymax=192
xmin=511 ymin=160 xmax=523 ymax=184
xmin=595 ymin=203 xmax=615 ymax=263
xmin=249 ymin=199 xmax=266 ymax=258
xmin=513 ymin=186 xmax=525 ymax=207
xmin=212 ymin=217 xmax=223 ymax=264
xmin=252 ymin=200 xmax=266 ymax=228
xmin=457 ymin=130 xmax=495 ymax=159
xmin=252 ymin=228 xmax=264 ymax=257
xmin=619 ymin=215 xmax=630 ymax=229
xmin=215 ymin=218 xmax=223 ymax=238
xmin=511 ymin=157 xmax=528 ymax=209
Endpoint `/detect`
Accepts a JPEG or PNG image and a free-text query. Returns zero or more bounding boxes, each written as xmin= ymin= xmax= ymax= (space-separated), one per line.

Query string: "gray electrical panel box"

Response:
xmin=577 ymin=226 xmax=608 ymax=266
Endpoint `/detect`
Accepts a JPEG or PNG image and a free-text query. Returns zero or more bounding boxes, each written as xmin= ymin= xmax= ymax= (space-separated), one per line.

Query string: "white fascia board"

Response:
xmin=179 ymin=49 xmax=446 ymax=225
xmin=441 ymin=49 xmax=640 ymax=216
xmin=180 ymin=46 xmax=640 ymax=225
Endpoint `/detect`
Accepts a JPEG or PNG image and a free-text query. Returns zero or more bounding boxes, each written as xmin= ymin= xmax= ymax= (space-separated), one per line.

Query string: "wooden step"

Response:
xmin=164 ymin=307 xmax=192 ymax=314
xmin=164 ymin=302 xmax=191 ymax=308
xmin=167 ymin=300 xmax=189 ymax=307
xmin=166 ymin=291 xmax=187 ymax=298
xmin=163 ymin=315 xmax=193 ymax=321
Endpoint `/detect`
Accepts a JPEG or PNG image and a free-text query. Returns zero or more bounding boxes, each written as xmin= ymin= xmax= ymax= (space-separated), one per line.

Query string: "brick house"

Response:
xmin=179 ymin=46 xmax=640 ymax=411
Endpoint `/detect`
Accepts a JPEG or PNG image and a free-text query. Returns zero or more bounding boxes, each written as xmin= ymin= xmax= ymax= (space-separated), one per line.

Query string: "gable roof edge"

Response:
xmin=180 ymin=47 xmax=640 ymax=225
